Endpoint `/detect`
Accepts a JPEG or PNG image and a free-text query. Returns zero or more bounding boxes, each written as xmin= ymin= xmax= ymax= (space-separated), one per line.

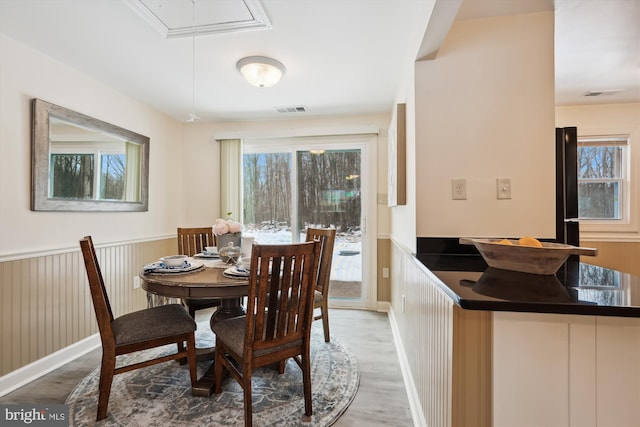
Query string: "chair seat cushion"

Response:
xmin=112 ymin=304 xmax=196 ymax=346
xmin=212 ymin=316 xmax=302 ymax=357
xmin=211 ymin=316 xmax=246 ymax=356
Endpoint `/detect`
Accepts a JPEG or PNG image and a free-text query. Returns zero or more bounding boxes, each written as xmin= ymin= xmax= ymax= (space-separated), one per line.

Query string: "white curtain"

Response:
xmin=219 ymin=139 xmax=242 ymax=220
xmin=124 ymin=141 xmax=141 ymax=202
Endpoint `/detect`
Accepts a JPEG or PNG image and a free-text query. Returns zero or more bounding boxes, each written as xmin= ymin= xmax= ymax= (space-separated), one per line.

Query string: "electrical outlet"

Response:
xmin=133 ymin=276 xmax=140 ymax=289
xmin=497 ymin=178 xmax=512 ymax=199
xmin=382 ymin=267 xmax=390 ymax=279
xmin=452 ymin=178 xmax=467 ymax=200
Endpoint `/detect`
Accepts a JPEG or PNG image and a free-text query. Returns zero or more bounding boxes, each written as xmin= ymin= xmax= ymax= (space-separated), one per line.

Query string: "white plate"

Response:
xmin=223 ymin=266 xmax=250 ymax=278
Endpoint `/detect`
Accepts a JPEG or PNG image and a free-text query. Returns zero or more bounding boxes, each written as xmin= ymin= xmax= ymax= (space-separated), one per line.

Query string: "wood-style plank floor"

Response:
xmin=0 ymin=308 xmax=413 ymax=426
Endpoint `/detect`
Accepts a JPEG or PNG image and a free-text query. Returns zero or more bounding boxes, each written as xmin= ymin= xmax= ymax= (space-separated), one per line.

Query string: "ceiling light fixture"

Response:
xmin=236 ymin=56 xmax=286 ymax=88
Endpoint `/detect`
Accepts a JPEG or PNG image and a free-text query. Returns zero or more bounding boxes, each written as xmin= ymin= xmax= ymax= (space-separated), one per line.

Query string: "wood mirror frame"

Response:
xmin=31 ymin=99 xmax=149 ymax=212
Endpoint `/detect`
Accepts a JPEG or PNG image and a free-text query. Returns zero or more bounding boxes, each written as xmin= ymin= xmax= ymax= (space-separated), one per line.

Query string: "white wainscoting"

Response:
xmin=389 ymin=239 xmax=492 ymax=427
xmin=0 ymin=238 xmax=174 ymax=390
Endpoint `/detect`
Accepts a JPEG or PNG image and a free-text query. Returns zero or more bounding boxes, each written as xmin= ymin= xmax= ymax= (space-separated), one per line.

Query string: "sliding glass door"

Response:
xmin=242 ymin=136 xmax=374 ymax=308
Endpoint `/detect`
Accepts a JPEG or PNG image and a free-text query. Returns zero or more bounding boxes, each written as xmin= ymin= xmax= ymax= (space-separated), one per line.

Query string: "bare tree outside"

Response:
xmin=50 ymin=153 xmax=126 ymax=201
xmin=297 ymin=150 xmax=361 ymax=232
xmin=51 ymin=154 xmax=94 ymax=199
xmin=243 ymin=152 xmax=292 ymax=229
xmin=100 ymin=154 xmax=126 ymax=200
xmin=577 ymin=145 xmax=622 ymax=219
xmin=242 ymin=146 xmax=364 ymax=301
xmin=242 ymin=150 xmax=361 ymax=235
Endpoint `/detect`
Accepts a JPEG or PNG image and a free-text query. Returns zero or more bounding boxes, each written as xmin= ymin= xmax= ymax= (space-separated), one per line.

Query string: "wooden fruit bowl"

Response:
xmin=459 ymin=238 xmax=598 ymax=275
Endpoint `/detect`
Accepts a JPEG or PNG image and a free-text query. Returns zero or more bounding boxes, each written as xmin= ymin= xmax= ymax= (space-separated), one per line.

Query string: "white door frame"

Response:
xmin=243 ymin=134 xmax=377 ymax=310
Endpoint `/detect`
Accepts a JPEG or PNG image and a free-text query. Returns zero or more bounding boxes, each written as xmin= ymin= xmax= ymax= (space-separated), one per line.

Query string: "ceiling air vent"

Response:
xmin=275 ymin=105 xmax=307 ymax=113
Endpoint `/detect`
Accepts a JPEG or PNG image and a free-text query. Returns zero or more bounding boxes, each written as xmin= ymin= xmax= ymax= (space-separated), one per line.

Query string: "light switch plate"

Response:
xmin=497 ymin=178 xmax=512 ymax=199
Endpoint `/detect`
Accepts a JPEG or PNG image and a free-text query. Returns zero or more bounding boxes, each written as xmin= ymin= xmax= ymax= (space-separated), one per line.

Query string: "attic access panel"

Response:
xmin=124 ymin=0 xmax=271 ymax=38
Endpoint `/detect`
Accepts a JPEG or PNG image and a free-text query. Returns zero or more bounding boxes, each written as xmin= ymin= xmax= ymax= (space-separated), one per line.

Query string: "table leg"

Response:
xmin=192 ymin=298 xmax=245 ymax=397
xmin=210 ymin=297 xmax=246 ymax=327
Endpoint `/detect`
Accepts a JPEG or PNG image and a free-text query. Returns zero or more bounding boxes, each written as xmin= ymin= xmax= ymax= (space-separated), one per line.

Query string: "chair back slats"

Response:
xmin=177 ymin=227 xmax=215 ymax=256
xmin=79 ymin=236 xmax=115 ymax=343
xmin=245 ymin=242 xmax=320 ymax=355
xmin=80 ymin=235 xmax=198 ymax=421
xmin=305 ymin=228 xmax=336 ymax=294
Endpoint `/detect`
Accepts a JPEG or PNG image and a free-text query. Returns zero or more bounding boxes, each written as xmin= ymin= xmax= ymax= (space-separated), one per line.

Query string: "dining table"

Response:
xmin=139 ymin=257 xmax=249 ymax=396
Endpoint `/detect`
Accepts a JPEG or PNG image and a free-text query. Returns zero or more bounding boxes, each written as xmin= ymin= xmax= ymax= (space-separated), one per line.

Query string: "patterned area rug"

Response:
xmin=66 ymin=323 xmax=359 ymax=426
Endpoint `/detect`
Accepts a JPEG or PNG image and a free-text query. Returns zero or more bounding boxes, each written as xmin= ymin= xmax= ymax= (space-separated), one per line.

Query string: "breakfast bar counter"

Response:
xmin=390 ymin=238 xmax=640 ymax=427
xmin=416 ymin=254 xmax=640 ymax=317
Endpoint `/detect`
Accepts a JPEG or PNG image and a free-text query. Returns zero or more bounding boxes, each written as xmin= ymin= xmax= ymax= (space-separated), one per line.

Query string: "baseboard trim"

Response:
xmin=377 ymin=301 xmax=390 ymax=312
xmin=388 ymin=306 xmax=427 ymax=427
xmin=0 ymin=334 xmax=101 ymax=397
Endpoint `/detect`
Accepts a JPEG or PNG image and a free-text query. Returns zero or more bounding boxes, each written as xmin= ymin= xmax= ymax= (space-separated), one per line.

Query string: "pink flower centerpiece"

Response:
xmin=214 ymin=214 xmax=242 ymax=254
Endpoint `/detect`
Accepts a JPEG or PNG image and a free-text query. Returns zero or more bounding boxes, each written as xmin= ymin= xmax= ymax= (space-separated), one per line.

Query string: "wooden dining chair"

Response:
xmin=79 ymin=236 xmax=198 ymax=421
xmin=305 ymin=227 xmax=337 ymax=343
xmin=212 ymin=241 xmax=321 ymax=427
xmin=177 ymin=226 xmax=221 ymax=318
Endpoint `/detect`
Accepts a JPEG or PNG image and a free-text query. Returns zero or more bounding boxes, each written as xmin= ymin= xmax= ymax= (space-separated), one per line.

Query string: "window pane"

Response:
xmin=100 ymin=154 xmax=126 ymax=200
xmin=243 ymin=152 xmax=292 ymax=243
xmin=50 ymin=154 xmax=94 ymax=199
xmin=297 ymin=150 xmax=361 ymax=233
xmin=578 ymin=146 xmax=622 ymax=179
xmin=578 ymin=181 xmax=620 ymax=219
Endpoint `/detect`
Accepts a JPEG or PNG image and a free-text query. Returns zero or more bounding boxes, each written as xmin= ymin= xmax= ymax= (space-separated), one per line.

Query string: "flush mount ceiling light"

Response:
xmin=236 ymin=56 xmax=286 ymax=88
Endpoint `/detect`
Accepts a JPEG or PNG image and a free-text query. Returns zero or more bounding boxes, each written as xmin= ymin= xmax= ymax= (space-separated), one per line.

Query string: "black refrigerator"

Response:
xmin=555 ymin=126 xmax=580 ymax=246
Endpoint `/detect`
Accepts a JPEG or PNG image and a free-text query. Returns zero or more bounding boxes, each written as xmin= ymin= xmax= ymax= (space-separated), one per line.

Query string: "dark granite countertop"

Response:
xmin=416 ymin=253 xmax=640 ymax=318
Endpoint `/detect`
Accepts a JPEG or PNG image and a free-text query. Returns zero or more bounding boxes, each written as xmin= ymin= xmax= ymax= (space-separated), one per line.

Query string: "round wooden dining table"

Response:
xmin=139 ymin=263 xmax=249 ymax=396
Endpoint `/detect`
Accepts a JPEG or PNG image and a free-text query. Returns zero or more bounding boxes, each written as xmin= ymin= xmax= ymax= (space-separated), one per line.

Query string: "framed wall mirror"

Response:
xmin=31 ymin=99 xmax=149 ymax=211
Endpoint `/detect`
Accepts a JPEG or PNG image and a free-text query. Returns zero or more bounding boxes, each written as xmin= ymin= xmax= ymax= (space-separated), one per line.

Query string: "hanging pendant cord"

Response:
xmin=188 ymin=0 xmax=199 ymax=122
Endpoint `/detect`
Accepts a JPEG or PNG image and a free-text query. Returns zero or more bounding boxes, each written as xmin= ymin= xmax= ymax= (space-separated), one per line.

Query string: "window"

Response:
xmin=49 ymin=142 xmax=127 ymax=201
xmin=240 ymin=134 xmax=375 ymax=309
xmin=577 ymin=136 xmax=629 ymax=222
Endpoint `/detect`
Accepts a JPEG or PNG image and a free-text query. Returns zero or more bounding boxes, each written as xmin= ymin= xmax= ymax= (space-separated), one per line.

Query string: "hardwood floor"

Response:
xmin=0 ymin=308 xmax=413 ymax=426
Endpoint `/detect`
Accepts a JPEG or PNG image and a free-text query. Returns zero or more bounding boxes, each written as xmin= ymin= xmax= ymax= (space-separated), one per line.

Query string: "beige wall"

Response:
xmin=0 ymin=33 xmax=395 ymax=380
xmin=182 ymin=118 xmax=394 ymax=304
xmin=0 ymin=33 xmax=196 ymax=384
xmin=181 ymin=115 xmax=392 ymax=230
xmin=580 ymin=241 xmax=640 ymax=276
xmin=556 ymin=103 xmax=640 ymax=273
xmin=0 ymin=238 xmax=174 ymax=377
xmin=413 ymin=11 xmax=556 ymax=239
xmin=556 ymin=102 xmax=640 ymax=241
xmin=0 ymin=34 xmax=186 ymax=257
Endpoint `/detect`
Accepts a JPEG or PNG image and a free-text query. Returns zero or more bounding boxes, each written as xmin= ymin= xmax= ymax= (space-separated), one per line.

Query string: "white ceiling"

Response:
xmin=0 ymin=0 xmax=638 ymax=123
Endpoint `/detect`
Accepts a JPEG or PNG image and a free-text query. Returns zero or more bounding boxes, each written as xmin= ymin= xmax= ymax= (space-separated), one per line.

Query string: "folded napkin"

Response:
xmin=194 ymin=251 xmax=220 ymax=259
xmin=143 ymin=261 xmax=190 ymax=273
xmin=233 ymin=266 xmax=250 ymax=275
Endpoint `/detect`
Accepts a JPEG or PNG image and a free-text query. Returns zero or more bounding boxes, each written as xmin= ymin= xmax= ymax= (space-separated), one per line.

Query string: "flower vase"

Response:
xmin=216 ymin=232 xmax=242 ymax=251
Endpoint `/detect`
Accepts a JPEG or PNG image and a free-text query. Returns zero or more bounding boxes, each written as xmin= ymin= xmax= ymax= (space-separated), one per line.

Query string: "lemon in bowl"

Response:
xmin=518 ymin=236 xmax=543 ymax=247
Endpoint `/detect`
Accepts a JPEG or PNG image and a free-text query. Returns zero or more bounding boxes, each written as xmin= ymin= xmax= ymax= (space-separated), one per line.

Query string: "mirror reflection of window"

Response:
xmin=50 ymin=153 xmax=94 ymax=198
xmin=32 ymin=98 xmax=149 ymax=212
xmin=49 ymin=117 xmax=136 ymax=202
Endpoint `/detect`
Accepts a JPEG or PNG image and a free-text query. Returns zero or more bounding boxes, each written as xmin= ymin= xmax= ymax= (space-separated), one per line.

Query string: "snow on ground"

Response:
xmin=242 ymin=226 xmax=362 ymax=282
